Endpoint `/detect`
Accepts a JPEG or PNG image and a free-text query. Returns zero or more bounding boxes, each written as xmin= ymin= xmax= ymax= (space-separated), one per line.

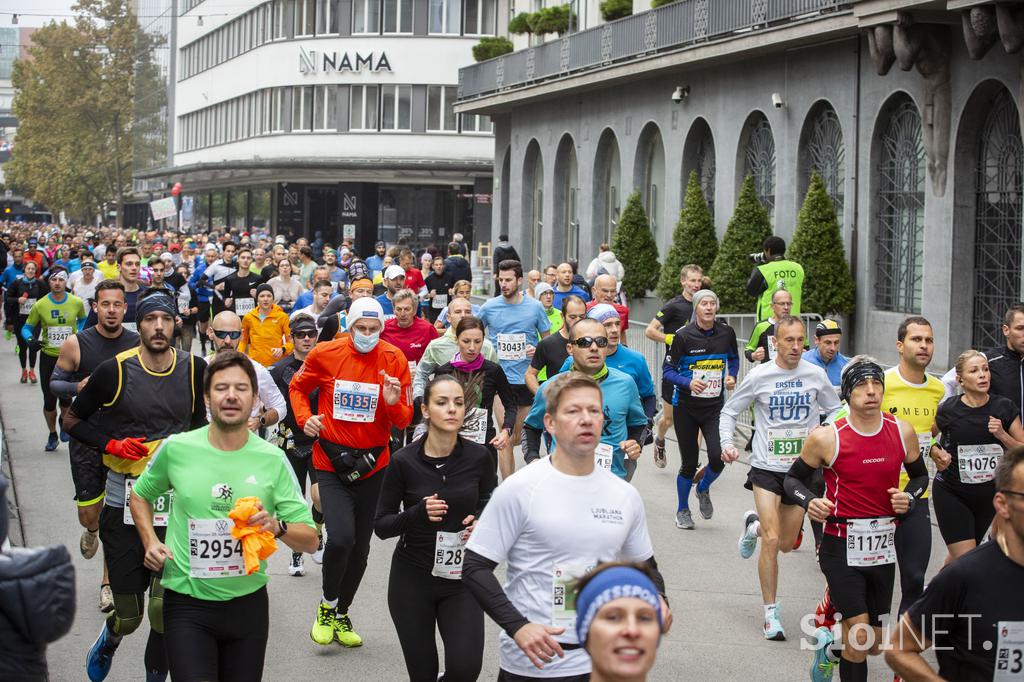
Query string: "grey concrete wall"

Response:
xmin=488 ymin=33 xmax=1022 ymax=369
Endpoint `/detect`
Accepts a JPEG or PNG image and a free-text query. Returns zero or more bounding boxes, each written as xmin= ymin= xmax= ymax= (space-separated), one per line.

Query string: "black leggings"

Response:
xmin=388 ymin=558 xmax=484 ymax=682
xmin=894 ymin=499 xmax=931 ymax=615
xmin=40 ymin=352 xmax=69 ymax=412
xmin=285 ymin=444 xmax=316 ymax=497
xmin=164 ymin=587 xmax=269 ymax=682
xmin=932 ymin=478 xmax=996 ymax=546
xmin=318 ymin=468 xmax=383 ymax=609
xmin=14 ymin=316 xmax=37 ymax=369
xmin=672 ymin=401 xmax=724 ymax=478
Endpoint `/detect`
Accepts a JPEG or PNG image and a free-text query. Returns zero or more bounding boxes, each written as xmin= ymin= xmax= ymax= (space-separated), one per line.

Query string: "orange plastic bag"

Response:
xmin=228 ymin=496 xmax=278 ymax=575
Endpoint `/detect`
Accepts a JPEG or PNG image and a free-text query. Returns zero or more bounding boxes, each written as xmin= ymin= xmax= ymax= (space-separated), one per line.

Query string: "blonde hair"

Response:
xmin=954 ymin=349 xmax=987 ymax=382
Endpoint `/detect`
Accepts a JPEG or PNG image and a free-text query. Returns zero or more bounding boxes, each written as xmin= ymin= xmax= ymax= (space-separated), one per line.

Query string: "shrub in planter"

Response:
xmin=472 ymin=37 xmax=514 ymax=62
xmin=611 ymin=190 xmax=661 ymax=298
xmin=600 ymin=0 xmax=632 ymax=21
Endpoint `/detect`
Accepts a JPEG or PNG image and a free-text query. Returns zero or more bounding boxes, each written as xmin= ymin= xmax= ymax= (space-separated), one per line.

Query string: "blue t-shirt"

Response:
xmin=1 ymin=264 xmax=23 ymax=289
xmin=478 ymin=294 xmax=550 ymax=384
xmin=365 ymin=255 xmax=385 ymax=276
xmin=525 ymin=366 xmax=647 ymax=479
xmin=376 ymin=292 xmax=395 ymax=316
xmin=802 ymin=346 xmax=850 ymax=387
xmin=294 ymin=289 xmax=339 ymax=311
xmin=558 ymin=345 xmax=655 ymax=400
xmin=552 ymin=285 xmax=591 ymax=310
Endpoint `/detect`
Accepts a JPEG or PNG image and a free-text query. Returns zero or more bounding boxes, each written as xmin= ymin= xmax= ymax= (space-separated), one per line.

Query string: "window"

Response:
xmin=353 ymin=0 xmax=380 ymax=33
xmin=384 ymin=0 xmax=413 ymax=33
xmin=381 ymin=85 xmax=411 ymax=130
xmin=314 ymin=86 xmax=337 ymax=131
xmin=274 ymin=0 xmax=288 ymax=39
xmin=429 ymin=0 xmax=460 ymax=34
xmin=295 ymin=0 xmax=316 ymax=36
xmin=271 ymin=88 xmax=285 ymax=132
xmin=317 ymin=0 xmax=338 ymax=34
xmin=292 ymin=86 xmax=315 ymax=131
xmin=351 ymin=85 xmax=380 ymax=130
xmin=464 ymin=0 xmax=496 ymax=35
xmin=461 ymin=114 xmax=492 ymax=133
xmin=743 ymin=114 xmax=776 ymax=215
xmin=427 ymin=86 xmax=457 ymax=131
xmin=874 ymin=99 xmax=925 ymax=313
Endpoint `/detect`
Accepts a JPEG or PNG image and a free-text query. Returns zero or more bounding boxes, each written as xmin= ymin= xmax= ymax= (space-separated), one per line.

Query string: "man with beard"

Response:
xmin=65 ymin=288 xmax=207 ymax=682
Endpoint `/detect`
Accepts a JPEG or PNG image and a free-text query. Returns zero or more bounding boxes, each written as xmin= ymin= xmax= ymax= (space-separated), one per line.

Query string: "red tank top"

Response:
xmin=824 ymin=413 xmax=907 ymax=538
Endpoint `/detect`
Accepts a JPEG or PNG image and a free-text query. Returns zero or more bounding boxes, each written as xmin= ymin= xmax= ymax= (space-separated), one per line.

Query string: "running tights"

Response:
xmin=15 ymin=318 xmax=37 ymax=369
xmin=673 ymin=401 xmax=724 ymax=510
xmin=894 ymin=500 xmax=931 ymax=614
xmin=317 ymin=469 xmax=383 ymax=608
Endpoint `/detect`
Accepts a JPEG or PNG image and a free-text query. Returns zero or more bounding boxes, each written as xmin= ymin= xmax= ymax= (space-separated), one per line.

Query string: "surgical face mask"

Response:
xmin=352 ymin=329 xmax=381 ymax=353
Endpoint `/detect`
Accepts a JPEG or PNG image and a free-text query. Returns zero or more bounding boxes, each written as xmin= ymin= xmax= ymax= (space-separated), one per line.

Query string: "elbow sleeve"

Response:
xmin=903 ymin=456 xmax=929 ymax=500
xmin=523 ymin=425 xmax=542 ymax=463
xmin=50 ymin=367 xmax=79 ymax=399
xmin=784 ymin=459 xmax=818 ymax=510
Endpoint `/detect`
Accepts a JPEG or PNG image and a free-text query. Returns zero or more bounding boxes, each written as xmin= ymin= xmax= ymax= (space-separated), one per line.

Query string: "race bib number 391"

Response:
xmin=767 ymin=426 xmax=807 ymax=465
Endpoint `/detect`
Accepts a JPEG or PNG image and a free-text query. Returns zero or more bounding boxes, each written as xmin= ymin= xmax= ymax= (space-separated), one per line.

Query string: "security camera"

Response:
xmin=772 ymin=92 xmax=784 ymax=109
xmin=671 ymin=85 xmax=690 ymax=103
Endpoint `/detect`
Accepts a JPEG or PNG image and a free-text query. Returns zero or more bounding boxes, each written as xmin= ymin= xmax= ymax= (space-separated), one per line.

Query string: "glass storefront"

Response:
xmin=378 ymin=184 xmax=473 ymax=253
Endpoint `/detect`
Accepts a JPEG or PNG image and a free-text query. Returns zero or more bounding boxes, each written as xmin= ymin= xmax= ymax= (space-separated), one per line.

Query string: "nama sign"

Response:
xmin=299 ymin=47 xmax=393 ymax=73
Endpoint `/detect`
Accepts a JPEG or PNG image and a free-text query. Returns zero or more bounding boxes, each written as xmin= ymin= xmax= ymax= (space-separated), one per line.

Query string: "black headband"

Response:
xmin=136 ymin=290 xmax=177 ymax=324
xmin=840 ymin=360 xmax=885 ymax=402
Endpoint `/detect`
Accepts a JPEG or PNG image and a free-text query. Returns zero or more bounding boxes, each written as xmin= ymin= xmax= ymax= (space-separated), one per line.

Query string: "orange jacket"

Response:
xmin=240 ymin=305 xmax=293 ymax=367
xmin=288 ymin=334 xmax=412 ymax=476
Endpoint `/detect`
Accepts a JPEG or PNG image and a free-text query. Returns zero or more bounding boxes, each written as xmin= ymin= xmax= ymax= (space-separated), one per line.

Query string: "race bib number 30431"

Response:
xmin=496 ymin=333 xmax=527 ymax=361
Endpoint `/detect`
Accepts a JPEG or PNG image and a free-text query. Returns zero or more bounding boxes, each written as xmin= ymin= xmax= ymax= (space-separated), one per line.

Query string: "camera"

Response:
xmin=748 ymin=251 xmax=767 ymax=265
xmin=771 ymin=92 xmax=784 ymax=109
xmin=671 ymin=86 xmax=689 ymax=103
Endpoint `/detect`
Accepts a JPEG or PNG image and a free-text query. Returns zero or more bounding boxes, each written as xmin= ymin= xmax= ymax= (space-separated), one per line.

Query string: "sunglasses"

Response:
xmin=212 ymin=330 xmax=242 ymax=340
xmin=293 ymin=330 xmax=317 ymax=339
xmin=573 ymin=336 xmax=609 ymax=349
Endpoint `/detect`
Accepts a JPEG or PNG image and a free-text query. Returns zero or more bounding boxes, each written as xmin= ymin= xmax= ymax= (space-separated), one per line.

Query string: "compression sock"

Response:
xmin=696 ymin=467 xmax=721 ymax=493
xmin=144 ymin=630 xmax=167 ymax=678
xmin=321 ymin=597 xmax=339 ymax=608
xmin=838 ymin=658 xmax=867 ymax=682
xmin=676 ymin=475 xmax=693 ymax=511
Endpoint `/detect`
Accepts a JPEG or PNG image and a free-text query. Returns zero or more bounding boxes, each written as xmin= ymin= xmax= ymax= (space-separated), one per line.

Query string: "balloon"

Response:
xmin=171 ymin=182 xmax=183 ymax=197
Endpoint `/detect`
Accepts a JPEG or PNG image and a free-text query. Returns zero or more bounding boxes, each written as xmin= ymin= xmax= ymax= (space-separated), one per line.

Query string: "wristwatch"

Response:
xmin=274 ymin=519 xmax=288 ymax=539
xmin=259 ymin=413 xmax=268 ymax=427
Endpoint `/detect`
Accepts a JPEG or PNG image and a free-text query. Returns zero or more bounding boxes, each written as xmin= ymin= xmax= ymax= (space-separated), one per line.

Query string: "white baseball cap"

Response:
xmin=384 ymin=264 xmax=406 ymax=280
xmin=348 ymin=296 xmax=385 ymax=324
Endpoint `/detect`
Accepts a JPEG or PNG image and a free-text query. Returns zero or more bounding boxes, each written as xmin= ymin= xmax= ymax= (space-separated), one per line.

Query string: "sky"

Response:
xmin=0 ymin=1 xmax=78 ymax=28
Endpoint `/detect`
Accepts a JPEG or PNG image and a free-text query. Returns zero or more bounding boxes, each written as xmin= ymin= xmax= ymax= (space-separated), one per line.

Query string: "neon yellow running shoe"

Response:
xmin=310 ymin=602 xmax=337 ymax=646
xmin=334 ymin=613 xmax=363 ymax=648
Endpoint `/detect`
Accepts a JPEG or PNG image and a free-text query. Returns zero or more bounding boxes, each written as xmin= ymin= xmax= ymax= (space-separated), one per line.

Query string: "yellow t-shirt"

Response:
xmin=97 ymin=260 xmax=120 ymax=280
xmin=881 ymin=367 xmax=946 ymax=498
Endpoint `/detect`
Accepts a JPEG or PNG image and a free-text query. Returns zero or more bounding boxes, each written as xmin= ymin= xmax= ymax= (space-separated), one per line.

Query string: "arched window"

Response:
xmin=743 ymin=113 xmax=776 ymax=215
xmin=553 ymin=135 xmax=579 ymax=261
xmin=522 ymin=141 xmax=544 ymax=270
xmin=973 ymin=89 xmax=1023 ymax=348
xmin=634 ymin=123 xmax=665 ymax=239
xmin=593 ymin=129 xmax=621 ymax=246
xmin=875 ymin=98 xmax=925 ymax=313
xmin=800 ymin=102 xmax=845 ymax=219
xmin=683 ymin=118 xmax=715 ymax=218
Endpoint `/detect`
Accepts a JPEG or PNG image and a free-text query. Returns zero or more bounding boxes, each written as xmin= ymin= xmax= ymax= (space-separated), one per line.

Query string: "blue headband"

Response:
xmin=575 ymin=566 xmax=663 ymax=646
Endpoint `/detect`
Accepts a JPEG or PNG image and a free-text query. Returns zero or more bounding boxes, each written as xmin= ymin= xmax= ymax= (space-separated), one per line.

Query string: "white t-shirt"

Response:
xmin=69 ymin=271 xmax=104 ymax=301
xmin=466 ymin=456 xmax=655 ymax=677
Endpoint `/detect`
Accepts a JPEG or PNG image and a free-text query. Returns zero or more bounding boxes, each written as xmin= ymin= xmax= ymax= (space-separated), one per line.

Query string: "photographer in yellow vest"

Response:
xmin=746 ymin=236 xmax=804 ymax=322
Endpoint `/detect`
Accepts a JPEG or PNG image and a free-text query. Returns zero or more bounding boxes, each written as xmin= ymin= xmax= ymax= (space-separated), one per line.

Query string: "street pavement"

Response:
xmin=0 ymin=336 xmax=948 ymax=681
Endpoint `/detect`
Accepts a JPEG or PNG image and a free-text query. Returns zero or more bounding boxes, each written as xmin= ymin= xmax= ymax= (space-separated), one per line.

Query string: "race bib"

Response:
xmin=692 ymin=368 xmax=722 ymax=398
xmin=187 ymin=518 xmax=245 ymax=579
xmin=234 ymin=297 xmax=255 ymax=316
xmin=995 ymin=621 xmax=1024 ymax=681
xmin=432 ymin=530 xmax=469 ymax=580
xmin=957 ymin=443 xmax=1001 ymax=484
xmin=496 ymin=333 xmax=527 ymax=361
xmin=18 ymin=298 xmax=35 ymax=315
xmin=918 ymin=433 xmax=936 ymax=480
xmin=177 ymin=297 xmax=190 ymax=315
xmin=460 ymin=407 xmax=488 ymax=444
xmin=46 ymin=325 xmax=73 ymax=347
xmin=767 ymin=426 xmax=807 ymax=465
xmin=846 ymin=517 xmax=896 ymax=567
xmin=431 ymin=294 xmax=448 ymax=310
xmin=767 ymin=336 xmax=778 ymax=360
xmin=123 ymin=479 xmax=172 ymax=527
xmin=332 ymin=380 xmax=378 ymax=422
xmin=123 ymin=322 xmax=138 ymax=333
xmin=552 ymin=563 xmax=594 ymax=630
xmin=595 ymin=442 xmax=613 ymax=470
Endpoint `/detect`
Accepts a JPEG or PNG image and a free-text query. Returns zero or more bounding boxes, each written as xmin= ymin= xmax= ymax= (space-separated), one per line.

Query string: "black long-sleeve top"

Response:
xmin=374 ymin=436 xmax=497 ymax=572
xmin=433 ymin=359 xmax=517 ymax=440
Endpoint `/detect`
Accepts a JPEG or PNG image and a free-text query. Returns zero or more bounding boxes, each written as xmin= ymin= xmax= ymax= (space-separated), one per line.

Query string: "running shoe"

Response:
xmin=793 ymin=528 xmax=804 ymax=551
xmin=310 ymin=533 xmax=324 ymax=564
xmin=86 ymin=623 xmax=119 ymax=681
xmin=815 ymin=586 xmax=836 ymax=629
xmin=146 ymin=672 xmax=168 ymax=682
xmin=810 ymin=626 xmax=837 ymax=682
xmin=311 ymin=602 xmax=338 ymax=646
xmin=335 ymin=613 xmax=363 ymax=648
xmin=5 ymin=329 xmax=11 ymax=340
xmin=99 ymin=584 xmax=113 ymax=613
xmin=738 ymin=510 xmax=759 ymax=559
xmin=80 ymin=528 xmax=99 ymax=559
xmin=60 ymin=427 xmax=70 ymax=443
xmin=28 ymin=369 xmax=37 ymax=384
xmin=289 ymin=552 xmax=305 ymax=577
xmin=675 ymin=509 xmax=695 ymax=530
xmin=653 ymin=438 xmax=667 ymax=469
xmin=20 ymin=368 xmax=27 ymax=383
xmin=695 ymin=489 xmax=713 ymax=520
xmin=45 ymin=432 xmax=59 ymax=452
xmin=763 ymin=603 xmax=785 ymax=641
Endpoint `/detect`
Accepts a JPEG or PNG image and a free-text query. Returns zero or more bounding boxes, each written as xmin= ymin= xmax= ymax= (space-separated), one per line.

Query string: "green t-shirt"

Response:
xmin=26 ymin=293 xmax=87 ymax=357
xmin=545 ymin=307 xmax=564 ymax=336
xmin=133 ymin=426 xmax=315 ymax=601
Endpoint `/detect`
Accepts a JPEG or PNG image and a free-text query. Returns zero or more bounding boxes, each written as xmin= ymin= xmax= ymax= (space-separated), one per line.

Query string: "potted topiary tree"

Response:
xmin=600 ymin=0 xmax=632 ymax=21
xmin=611 ymin=190 xmax=661 ymax=299
xmin=472 ymin=36 xmax=514 ymax=62
xmin=708 ymin=175 xmax=772 ymax=313
xmin=656 ymin=170 xmax=718 ymax=301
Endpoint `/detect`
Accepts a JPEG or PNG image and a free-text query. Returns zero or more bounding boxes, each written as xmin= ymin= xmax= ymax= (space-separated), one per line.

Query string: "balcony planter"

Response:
xmin=600 ymin=0 xmax=632 ymax=22
xmin=508 ymin=12 xmax=533 ymax=35
xmin=528 ymin=5 xmax=574 ymax=36
xmin=472 ymin=37 xmax=514 ymax=62
xmin=650 ymin=0 xmax=676 ymax=7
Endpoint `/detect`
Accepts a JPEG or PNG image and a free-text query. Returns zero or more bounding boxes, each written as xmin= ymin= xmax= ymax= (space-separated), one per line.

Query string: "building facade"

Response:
xmin=136 ymin=0 xmax=504 ymax=253
xmin=456 ymin=0 xmax=1024 ymax=367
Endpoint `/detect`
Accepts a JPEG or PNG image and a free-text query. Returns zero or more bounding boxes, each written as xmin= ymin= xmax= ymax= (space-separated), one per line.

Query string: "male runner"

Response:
xmin=721 ymin=316 xmax=840 ymax=640
xmin=114 ymin=247 xmax=144 ymax=332
xmin=65 ymin=288 xmax=207 ymax=682
xmin=222 ymin=246 xmax=262 ymax=317
xmin=50 ymin=280 xmax=139 ymax=611
xmin=289 ymin=297 xmax=412 ymax=649
xmin=941 ymin=303 xmax=1024 ymax=419
xmin=802 ymin=319 xmax=850 ymax=388
xmin=525 ymin=295 xmax=587 ymax=394
xmin=575 ymin=304 xmax=656 ymax=421
xmin=551 ymin=262 xmax=590 ymax=308
xmin=381 ymin=287 xmax=438 ymax=441
xmin=523 ymin=317 xmax=647 ymax=480
xmin=464 ymin=371 xmax=670 ymax=680
xmin=21 ymin=266 xmax=88 ymax=450
xmin=744 ymin=289 xmax=793 ymax=364
xmin=784 ymin=357 xmax=928 ymax=682
xmin=585 ymin=274 xmax=629 ymax=330
xmin=886 ymin=446 xmax=1024 ymax=681
xmin=645 ymin=264 xmax=703 ymax=468
xmin=478 ymin=259 xmax=550 ymax=479
xmin=377 ymin=264 xmax=407 ymax=318
xmin=662 ymin=289 xmax=738 ymax=529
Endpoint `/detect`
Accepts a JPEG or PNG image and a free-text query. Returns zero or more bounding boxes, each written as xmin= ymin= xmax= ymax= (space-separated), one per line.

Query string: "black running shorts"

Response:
xmin=817 ymin=533 xmax=895 ymax=627
xmin=744 ymin=466 xmax=800 ymax=506
xmin=69 ymin=439 xmax=105 ymax=506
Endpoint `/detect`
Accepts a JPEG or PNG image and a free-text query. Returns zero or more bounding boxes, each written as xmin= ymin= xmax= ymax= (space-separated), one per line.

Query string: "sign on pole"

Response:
xmin=150 ymin=197 xmax=177 ymax=221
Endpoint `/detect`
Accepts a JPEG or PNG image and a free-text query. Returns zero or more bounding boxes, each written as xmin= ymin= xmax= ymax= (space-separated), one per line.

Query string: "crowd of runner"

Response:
xmin=0 ymin=222 xmax=1022 ymax=682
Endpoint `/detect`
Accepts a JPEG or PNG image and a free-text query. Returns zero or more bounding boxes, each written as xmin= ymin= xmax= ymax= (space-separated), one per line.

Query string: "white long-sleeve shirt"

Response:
xmin=204 ymin=355 xmax=286 ymax=425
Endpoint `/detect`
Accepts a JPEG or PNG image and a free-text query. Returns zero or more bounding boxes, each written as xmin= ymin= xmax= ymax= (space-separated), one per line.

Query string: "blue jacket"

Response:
xmin=802 ymin=346 xmax=850 ymax=387
xmin=1 ymin=263 xmax=23 ymax=290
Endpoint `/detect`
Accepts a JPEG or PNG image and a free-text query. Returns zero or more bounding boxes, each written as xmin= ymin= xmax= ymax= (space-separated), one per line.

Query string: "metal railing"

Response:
xmin=458 ymin=0 xmax=849 ymax=100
